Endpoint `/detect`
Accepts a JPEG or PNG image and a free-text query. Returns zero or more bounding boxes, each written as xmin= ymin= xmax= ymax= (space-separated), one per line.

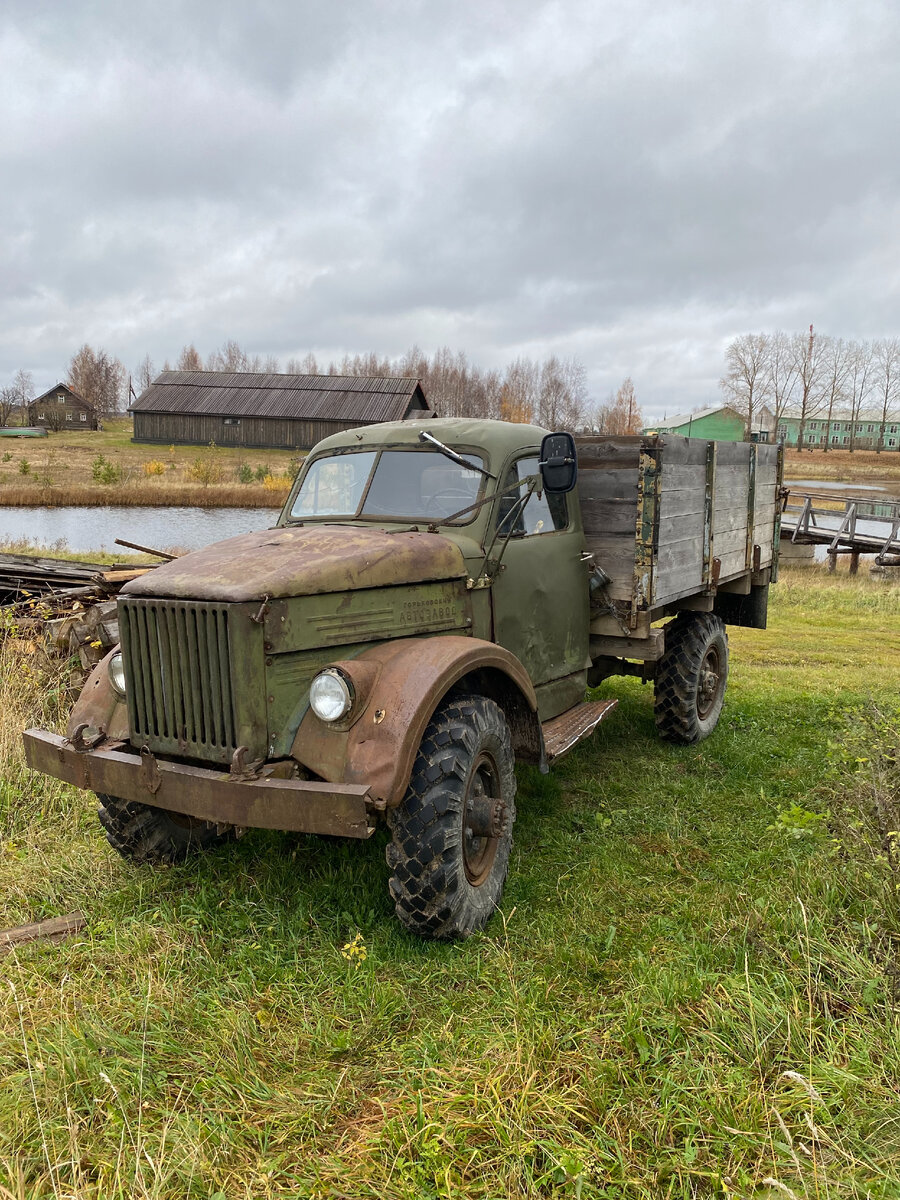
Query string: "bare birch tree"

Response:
xmin=791 ymin=326 xmax=826 ymax=450
xmin=135 ymin=354 xmax=156 ymax=393
xmin=68 ymin=346 xmax=125 ymax=419
xmin=818 ymin=336 xmax=851 ymax=451
xmin=720 ymin=333 xmax=770 ymax=439
xmin=767 ymin=331 xmax=799 ymax=435
xmin=846 ymin=340 xmax=874 ymax=452
xmin=176 ymin=344 xmax=203 ymax=372
xmin=872 ymin=337 xmax=900 ymax=452
xmin=0 ymin=385 xmax=18 ymax=427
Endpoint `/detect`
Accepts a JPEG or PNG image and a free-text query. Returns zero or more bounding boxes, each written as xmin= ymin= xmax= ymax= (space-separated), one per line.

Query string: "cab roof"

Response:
xmin=308 ymin=417 xmax=552 ymax=461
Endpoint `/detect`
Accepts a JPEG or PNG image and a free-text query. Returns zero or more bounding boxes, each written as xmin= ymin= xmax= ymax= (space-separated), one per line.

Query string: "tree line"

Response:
xmin=3 ymin=340 xmax=644 ymax=434
xmin=721 ymin=328 xmax=900 ymax=451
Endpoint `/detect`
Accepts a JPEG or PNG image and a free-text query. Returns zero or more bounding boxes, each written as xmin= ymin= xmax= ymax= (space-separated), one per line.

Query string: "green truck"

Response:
xmin=25 ymin=418 xmax=782 ymax=939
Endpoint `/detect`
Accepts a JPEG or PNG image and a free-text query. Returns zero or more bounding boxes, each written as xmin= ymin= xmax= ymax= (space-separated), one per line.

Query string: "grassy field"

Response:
xmin=0 ymin=421 xmax=296 ymax=508
xmin=783 ymin=447 xmax=900 ymax=485
xmin=0 ymin=564 xmax=899 ymax=1198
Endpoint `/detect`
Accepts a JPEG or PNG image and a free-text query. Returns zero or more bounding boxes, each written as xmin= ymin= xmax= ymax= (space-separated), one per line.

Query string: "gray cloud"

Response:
xmin=2 ymin=0 xmax=900 ymax=418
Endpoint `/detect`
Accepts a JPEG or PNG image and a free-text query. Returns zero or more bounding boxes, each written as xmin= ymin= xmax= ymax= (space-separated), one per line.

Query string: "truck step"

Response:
xmin=542 ymin=699 xmax=618 ymax=762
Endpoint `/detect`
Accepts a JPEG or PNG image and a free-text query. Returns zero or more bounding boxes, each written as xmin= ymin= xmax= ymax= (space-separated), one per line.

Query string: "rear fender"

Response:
xmin=291 ymin=636 xmax=541 ymax=808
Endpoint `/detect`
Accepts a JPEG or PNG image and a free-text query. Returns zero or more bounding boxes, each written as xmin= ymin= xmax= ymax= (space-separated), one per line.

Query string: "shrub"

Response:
xmin=262 ymin=473 xmax=292 ymax=492
xmin=2 ymin=452 xmax=11 ymax=463
xmin=188 ymin=457 xmax=224 ymax=486
xmin=237 ymin=464 xmax=254 ymax=484
xmin=17 ymin=458 xmax=30 ymax=476
xmin=254 ymin=463 xmax=270 ymax=482
xmin=91 ymin=454 xmax=124 ymax=485
xmin=142 ymin=460 xmax=166 ymax=476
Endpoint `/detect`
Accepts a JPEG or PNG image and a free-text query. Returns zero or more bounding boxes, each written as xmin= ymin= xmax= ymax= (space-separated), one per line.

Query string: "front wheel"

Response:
xmin=97 ymin=795 xmax=233 ymax=864
xmin=654 ymin=613 xmax=729 ymax=744
xmin=386 ymin=694 xmax=517 ymax=940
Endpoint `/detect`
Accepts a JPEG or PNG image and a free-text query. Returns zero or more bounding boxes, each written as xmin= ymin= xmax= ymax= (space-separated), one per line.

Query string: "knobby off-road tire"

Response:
xmin=97 ymin=794 xmax=233 ymax=865
xmin=654 ymin=613 xmax=729 ymax=744
xmin=386 ymin=694 xmax=517 ymax=940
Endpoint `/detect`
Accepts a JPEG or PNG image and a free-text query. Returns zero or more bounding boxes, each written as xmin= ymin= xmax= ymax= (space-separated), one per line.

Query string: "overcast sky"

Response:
xmin=3 ymin=0 xmax=900 ymax=420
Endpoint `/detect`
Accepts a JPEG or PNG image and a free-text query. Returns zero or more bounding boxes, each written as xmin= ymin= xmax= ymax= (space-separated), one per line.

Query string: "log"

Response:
xmin=0 ymin=910 xmax=86 ymax=954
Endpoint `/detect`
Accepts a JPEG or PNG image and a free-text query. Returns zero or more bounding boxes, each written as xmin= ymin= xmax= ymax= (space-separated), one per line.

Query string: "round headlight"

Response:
xmin=309 ymin=669 xmax=353 ymax=723
xmin=108 ymin=650 xmax=127 ymax=698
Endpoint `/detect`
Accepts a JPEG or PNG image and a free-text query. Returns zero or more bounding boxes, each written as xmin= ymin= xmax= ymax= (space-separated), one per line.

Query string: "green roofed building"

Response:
xmin=644 ymin=404 xmax=772 ymax=443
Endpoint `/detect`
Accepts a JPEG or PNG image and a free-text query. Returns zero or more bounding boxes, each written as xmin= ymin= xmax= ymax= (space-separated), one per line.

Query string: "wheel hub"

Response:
xmin=463 ymin=753 xmax=502 ymax=886
xmin=697 ymin=647 xmax=721 ymax=718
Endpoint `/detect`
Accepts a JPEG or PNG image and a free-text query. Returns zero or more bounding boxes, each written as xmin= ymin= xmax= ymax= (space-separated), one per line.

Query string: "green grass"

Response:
xmin=1 ymin=565 xmax=899 ymax=1197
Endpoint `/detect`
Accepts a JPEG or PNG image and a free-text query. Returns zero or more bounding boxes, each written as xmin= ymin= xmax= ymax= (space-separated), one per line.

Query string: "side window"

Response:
xmin=497 ymin=456 xmax=568 ymax=536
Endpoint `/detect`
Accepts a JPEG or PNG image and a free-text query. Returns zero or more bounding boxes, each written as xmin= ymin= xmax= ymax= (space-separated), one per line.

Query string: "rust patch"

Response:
xmin=122 ymin=526 xmax=467 ymax=603
xmin=292 ymin=636 xmax=539 ymax=809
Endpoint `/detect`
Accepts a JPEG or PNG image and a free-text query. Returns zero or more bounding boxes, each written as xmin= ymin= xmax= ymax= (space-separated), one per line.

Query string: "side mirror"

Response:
xmin=539 ymin=432 xmax=578 ymax=494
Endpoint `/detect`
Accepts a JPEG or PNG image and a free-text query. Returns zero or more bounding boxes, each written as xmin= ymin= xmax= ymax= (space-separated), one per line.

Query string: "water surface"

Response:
xmin=0 ymin=505 xmax=275 ymax=555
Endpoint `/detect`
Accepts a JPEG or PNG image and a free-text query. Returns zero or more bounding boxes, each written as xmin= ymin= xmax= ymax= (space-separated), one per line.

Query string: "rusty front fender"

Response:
xmin=291 ymin=636 xmax=541 ymax=809
xmin=67 ymin=647 xmax=130 ymax=743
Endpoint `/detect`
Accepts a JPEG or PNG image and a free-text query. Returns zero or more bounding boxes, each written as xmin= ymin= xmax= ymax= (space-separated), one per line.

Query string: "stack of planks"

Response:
xmin=1 ymin=557 xmax=157 ymax=674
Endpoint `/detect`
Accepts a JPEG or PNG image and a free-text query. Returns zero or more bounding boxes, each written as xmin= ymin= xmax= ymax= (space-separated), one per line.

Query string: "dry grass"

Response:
xmin=0 ymin=484 xmax=286 ymax=509
xmin=784 ymin=447 xmax=900 ymax=483
xmin=0 ymin=421 xmax=297 ymax=508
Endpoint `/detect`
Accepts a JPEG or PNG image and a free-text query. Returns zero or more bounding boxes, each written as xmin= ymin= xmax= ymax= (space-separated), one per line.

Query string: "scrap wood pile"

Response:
xmin=1 ymin=552 xmax=159 ymax=675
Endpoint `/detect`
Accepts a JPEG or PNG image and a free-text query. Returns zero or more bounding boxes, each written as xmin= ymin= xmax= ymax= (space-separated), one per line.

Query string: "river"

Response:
xmin=0 ymin=505 xmax=276 ymax=555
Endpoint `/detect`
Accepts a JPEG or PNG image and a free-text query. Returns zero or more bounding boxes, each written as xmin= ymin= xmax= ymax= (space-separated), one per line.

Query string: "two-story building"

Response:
xmin=28 ymin=384 xmax=99 ymax=430
xmin=776 ymin=413 xmax=900 ymax=450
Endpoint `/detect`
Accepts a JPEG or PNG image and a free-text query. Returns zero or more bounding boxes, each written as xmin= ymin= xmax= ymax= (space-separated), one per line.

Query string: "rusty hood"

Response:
xmin=122 ymin=525 xmax=467 ymax=603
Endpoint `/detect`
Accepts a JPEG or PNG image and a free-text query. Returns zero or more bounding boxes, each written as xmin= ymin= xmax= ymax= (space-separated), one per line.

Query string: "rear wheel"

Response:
xmin=97 ymin=795 xmax=233 ymax=864
xmin=386 ymin=694 xmax=516 ymax=940
xmin=654 ymin=613 xmax=729 ymax=744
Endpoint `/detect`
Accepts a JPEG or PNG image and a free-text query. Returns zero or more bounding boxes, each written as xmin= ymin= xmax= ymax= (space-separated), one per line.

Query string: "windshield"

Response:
xmin=287 ymin=447 xmax=485 ymax=523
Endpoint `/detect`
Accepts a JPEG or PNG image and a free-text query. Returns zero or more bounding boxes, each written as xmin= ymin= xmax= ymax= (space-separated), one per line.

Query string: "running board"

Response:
xmin=541 ymin=699 xmax=618 ymax=763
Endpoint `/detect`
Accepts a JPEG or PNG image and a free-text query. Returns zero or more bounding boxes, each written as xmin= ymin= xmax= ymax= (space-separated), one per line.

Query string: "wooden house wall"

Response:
xmin=133 ymin=411 xmax=399 ymax=450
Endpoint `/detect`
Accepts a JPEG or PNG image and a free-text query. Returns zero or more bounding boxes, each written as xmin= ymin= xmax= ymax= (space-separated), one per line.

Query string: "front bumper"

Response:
xmin=23 ymin=730 xmax=375 ymax=839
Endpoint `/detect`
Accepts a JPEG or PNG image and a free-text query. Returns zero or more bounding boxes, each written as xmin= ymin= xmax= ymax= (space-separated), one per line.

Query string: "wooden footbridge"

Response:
xmin=781 ymin=489 xmax=900 ymax=571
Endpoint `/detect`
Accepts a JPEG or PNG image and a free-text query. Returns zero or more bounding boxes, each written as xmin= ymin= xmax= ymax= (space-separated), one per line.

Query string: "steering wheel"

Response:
xmin=425 ymin=488 xmax=473 ymax=516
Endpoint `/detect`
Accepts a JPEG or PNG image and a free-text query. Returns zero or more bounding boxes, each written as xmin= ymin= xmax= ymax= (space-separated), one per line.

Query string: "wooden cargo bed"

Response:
xmin=575 ymin=433 xmax=782 ymax=631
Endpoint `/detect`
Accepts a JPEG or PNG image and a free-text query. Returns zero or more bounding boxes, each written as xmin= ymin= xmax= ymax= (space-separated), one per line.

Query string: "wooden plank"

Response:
xmin=0 ymin=911 xmax=86 ymax=954
xmin=713 ymin=508 xmax=753 ymax=537
xmin=578 ymin=496 xmax=638 ymax=535
xmin=714 ymin=442 xmax=752 ymax=467
xmin=658 ymin=436 xmax=710 ymax=467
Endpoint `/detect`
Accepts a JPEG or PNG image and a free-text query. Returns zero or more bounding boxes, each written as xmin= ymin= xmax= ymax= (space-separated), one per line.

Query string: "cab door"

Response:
xmin=490 ymin=454 xmax=590 ymax=719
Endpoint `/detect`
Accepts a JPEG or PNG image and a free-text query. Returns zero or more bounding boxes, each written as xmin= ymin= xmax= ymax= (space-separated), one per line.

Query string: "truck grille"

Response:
xmin=119 ymin=598 xmax=237 ymax=763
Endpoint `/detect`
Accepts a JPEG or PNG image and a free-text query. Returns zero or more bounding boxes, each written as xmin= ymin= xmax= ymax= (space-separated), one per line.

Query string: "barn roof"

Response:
xmin=131 ymin=371 xmax=429 ymax=423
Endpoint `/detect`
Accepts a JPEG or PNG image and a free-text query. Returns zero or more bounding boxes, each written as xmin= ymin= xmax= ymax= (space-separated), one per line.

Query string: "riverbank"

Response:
xmin=783 ymin=446 xmax=900 ymax=482
xmin=0 ymin=419 xmax=295 ymax=507
xmin=1 ymin=564 xmax=899 ymax=1195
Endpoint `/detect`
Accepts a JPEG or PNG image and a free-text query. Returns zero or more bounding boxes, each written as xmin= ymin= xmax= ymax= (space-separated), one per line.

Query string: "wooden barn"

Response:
xmin=131 ymin=371 xmax=433 ymax=449
xmin=29 ymin=384 xmax=99 ymax=431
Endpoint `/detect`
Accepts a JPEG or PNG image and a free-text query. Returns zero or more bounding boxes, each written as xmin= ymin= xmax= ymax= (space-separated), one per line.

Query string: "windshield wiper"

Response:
xmin=418 ymin=431 xmax=496 ymax=479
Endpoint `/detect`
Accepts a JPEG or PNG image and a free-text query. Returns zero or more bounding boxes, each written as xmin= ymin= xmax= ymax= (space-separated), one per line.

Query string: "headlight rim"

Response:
xmin=309 ymin=667 xmax=354 ymax=723
xmin=108 ymin=650 xmax=127 ymax=698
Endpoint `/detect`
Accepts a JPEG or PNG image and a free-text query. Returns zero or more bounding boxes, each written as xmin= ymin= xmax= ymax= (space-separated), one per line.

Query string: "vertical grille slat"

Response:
xmin=118 ymin=598 xmax=237 ymax=763
xmin=216 ymin=609 xmax=235 ymax=748
xmin=136 ymin=605 xmax=157 ymax=736
xmin=185 ymin=606 xmax=205 ymax=744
